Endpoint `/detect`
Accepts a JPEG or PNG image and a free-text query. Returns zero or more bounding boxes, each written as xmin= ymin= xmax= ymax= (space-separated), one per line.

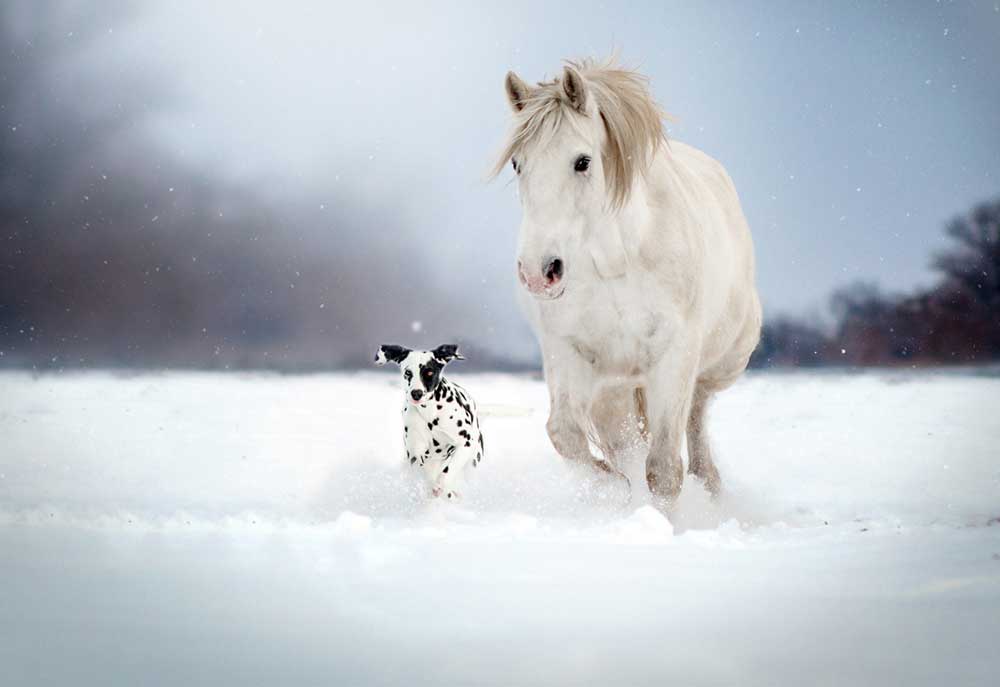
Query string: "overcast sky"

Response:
xmin=4 ymin=1 xmax=999 ymax=364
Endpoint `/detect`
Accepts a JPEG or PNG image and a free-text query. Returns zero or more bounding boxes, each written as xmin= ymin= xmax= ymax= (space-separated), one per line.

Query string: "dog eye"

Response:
xmin=423 ymin=370 xmax=433 ymax=378
xmin=574 ymin=155 xmax=591 ymax=173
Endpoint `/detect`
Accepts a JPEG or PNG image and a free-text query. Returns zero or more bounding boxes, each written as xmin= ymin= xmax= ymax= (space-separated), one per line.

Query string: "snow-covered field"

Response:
xmin=1 ymin=369 xmax=998 ymax=686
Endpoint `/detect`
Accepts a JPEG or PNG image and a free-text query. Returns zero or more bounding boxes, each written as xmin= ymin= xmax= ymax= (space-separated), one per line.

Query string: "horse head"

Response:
xmin=494 ymin=59 xmax=666 ymax=299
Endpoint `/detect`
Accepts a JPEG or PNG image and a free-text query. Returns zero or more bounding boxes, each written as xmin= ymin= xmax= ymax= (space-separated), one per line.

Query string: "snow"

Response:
xmin=1 ymin=370 xmax=998 ymax=686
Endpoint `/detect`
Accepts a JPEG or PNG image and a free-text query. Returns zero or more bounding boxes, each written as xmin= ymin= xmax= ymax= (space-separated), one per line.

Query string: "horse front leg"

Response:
xmin=546 ymin=399 xmax=590 ymax=462
xmin=645 ymin=348 xmax=699 ymax=507
xmin=541 ymin=337 xmax=604 ymax=471
xmin=548 ymin=392 xmax=628 ymax=485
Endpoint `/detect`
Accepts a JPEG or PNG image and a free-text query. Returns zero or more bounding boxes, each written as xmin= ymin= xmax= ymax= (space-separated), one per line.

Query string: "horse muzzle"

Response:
xmin=518 ymin=256 xmax=565 ymax=300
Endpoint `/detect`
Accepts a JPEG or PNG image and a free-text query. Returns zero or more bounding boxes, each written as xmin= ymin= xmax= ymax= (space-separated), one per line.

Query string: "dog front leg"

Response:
xmin=405 ymin=436 xmax=431 ymax=467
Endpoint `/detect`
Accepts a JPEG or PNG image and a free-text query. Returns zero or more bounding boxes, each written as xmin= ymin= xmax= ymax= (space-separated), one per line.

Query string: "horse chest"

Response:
xmin=543 ymin=283 xmax=672 ymax=374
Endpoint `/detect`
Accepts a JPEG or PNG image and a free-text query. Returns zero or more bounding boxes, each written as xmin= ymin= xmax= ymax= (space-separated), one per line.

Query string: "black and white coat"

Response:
xmin=375 ymin=344 xmax=484 ymax=499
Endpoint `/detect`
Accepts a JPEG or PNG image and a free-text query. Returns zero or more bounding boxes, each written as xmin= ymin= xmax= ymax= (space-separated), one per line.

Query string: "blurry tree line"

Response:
xmin=751 ymin=196 xmax=1000 ymax=368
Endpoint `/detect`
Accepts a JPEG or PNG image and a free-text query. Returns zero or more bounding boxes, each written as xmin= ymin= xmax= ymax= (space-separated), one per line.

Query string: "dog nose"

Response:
xmin=410 ymin=389 xmax=423 ymax=401
xmin=543 ymin=256 xmax=563 ymax=286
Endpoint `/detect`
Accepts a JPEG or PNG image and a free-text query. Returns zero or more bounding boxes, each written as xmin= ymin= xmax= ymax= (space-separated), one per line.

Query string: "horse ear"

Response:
xmin=561 ymin=65 xmax=588 ymax=113
xmin=505 ymin=71 xmax=531 ymax=113
xmin=432 ymin=344 xmax=464 ymax=363
xmin=375 ymin=344 xmax=410 ymax=366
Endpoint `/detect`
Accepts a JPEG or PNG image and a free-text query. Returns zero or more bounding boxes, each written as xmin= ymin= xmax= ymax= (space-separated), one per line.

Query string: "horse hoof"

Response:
xmin=646 ymin=470 xmax=682 ymax=506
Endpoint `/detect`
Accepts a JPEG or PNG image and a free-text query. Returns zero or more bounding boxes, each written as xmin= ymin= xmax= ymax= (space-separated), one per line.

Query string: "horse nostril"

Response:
xmin=543 ymin=257 xmax=564 ymax=284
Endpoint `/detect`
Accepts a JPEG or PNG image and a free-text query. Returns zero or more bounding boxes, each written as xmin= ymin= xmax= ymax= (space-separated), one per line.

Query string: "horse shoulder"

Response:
xmin=670 ymin=142 xmax=756 ymax=288
xmin=669 ymin=142 xmax=748 ymax=242
xmin=667 ymin=142 xmax=761 ymax=360
xmin=634 ymin=141 xmax=757 ymax=325
xmin=632 ymin=149 xmax=703 ymax=303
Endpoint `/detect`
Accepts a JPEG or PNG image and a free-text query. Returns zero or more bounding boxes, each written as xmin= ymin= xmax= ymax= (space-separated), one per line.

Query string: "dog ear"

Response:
xmin=375 ymin=344 xmax=410 ymax=366
xmin=432 ymin=344 xmax=464 ymax=363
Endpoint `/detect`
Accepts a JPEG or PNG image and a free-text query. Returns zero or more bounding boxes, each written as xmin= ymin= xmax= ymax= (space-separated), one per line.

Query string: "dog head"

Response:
xmin=375 ymin=344 xmax=464 ymax=404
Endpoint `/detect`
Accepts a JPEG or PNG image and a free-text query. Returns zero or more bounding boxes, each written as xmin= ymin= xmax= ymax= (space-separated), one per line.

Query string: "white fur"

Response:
xmin=501 ymin=60 xmax=762 ymax=503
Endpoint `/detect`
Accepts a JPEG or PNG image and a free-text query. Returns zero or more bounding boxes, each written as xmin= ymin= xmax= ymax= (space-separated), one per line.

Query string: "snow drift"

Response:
xmin=1 ymin=370 xmax=998 ymax=686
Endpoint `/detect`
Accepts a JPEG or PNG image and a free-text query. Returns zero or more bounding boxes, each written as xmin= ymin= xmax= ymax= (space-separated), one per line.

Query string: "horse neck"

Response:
xmin=608 ymin=155 xmax=664 ymax=236
xmin=589 ymin=147 xmax=670 ymax=278
xmin=612 ymin=181 xmax=649 ymax=236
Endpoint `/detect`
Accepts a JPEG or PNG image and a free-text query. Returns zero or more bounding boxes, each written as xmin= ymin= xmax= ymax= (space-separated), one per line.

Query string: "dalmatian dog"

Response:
xmin=375 ymin=343 xmax=484 ymax=500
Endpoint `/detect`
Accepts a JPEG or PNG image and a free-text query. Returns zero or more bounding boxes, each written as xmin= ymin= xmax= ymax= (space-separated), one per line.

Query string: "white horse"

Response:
xmin=495 ymin=58 xmax=761 ymax=504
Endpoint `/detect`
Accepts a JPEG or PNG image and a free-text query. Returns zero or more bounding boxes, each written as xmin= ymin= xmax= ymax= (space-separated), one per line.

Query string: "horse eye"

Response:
xmin=511 ymin=159 xmax=520 ymax=175
xmin=574 ymin=155 xmax=591 ymax=173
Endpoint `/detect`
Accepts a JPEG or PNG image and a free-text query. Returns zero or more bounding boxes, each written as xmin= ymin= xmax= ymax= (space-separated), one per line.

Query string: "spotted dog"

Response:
xmin=375 ymin=344 xmax=484 ymax=499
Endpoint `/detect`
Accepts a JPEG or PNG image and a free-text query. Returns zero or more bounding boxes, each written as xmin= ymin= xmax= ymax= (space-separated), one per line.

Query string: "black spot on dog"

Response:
xmin=442 ymin=466 xmax=449 ymax=474
xmin=419 ymin=359 xmax=444 ymax=393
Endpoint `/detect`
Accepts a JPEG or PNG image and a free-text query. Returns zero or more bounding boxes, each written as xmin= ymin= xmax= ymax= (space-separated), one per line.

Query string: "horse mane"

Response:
xmin=492 ymin=57 xmax=667 ymax=209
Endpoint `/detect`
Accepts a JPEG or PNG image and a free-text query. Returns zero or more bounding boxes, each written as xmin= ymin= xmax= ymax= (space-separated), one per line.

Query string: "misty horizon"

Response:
xmin=1 ymin=1 xmax=998 ymax=369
